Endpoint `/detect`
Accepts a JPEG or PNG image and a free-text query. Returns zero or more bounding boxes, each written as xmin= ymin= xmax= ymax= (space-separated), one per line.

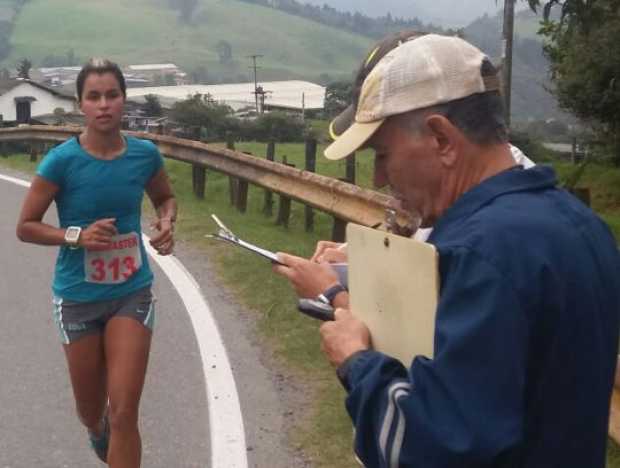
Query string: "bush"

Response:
xmin=237 ymin=112 xmax=306 ymax=142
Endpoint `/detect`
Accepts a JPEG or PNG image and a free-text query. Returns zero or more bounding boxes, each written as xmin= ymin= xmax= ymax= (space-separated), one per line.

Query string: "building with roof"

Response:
xmin=35 ymin=66 xmax=82 ymax=88
xmin=0 ymin=79 xmax=77 ymax=123
xmin=126 ymin=80 xmax=325 ymax=114
xmin=126 ymin=63 xmax=187 ymax=86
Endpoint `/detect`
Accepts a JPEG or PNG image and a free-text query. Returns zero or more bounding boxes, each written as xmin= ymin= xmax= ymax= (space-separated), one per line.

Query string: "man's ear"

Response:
xmin=425 ymin=115 xmax=460 ymax=168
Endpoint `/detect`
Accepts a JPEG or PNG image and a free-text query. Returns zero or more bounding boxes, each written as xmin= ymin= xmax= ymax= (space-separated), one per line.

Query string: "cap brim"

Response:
xmin=324 ymin=119 xmax=384 ymax=160
xmin=329 ymin=104 xmax=356 ymax=141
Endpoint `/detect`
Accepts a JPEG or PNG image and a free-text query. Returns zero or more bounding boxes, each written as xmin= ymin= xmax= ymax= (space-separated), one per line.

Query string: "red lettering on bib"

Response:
xmin=85 ymin=232 xmax=142 ymax=284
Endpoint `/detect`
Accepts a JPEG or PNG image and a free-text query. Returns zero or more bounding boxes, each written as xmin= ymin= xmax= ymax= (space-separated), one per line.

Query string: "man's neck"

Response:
xmin=80 ymin=128 xmax=125 ymax=159
xmin=436 ymin=143 xmax=516 ymax=220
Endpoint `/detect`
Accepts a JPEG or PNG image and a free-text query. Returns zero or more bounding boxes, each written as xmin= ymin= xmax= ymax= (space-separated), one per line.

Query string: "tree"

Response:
xmin=190 ymin=65 xmax=209 ymax=84
xmin=252 ymin=111 xmax=305 ymax=142
xmin=323 ymin=81 xmax=353 ymax=118
xmin=169 ymin=93 xmax=234 ymax=139
xmin=16 ymin=58 xmax=31 ymax=79
xmin=527 ymin=0 xmax=620 ymax=164
xmin=164 ymin=73 xmax=176 ymax=86
xmin=143 ymin=94 xmax=163 ymax=117
xmin=170 ymin=0 xmax=199 ymax=24
xmin=66 ymin=48 xmax=78 ymax=66
xmin=215 ymin=40 xmax=233 ymax=64
xmin=53 ymin=107 xmax=66 ymax=125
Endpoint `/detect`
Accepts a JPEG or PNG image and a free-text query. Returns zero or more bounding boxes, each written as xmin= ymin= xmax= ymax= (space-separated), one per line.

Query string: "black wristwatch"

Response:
xmin=317 ymin=283 xmax=347 ymax=307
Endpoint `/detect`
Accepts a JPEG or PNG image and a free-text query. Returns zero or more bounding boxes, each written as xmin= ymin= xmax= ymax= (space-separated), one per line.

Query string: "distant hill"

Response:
xmin=2 ymin=0 xmax=564 ymax=121
xmin=298 ymin=0 xmax=530 ymax=27
xmin=462 ymin=8 xmax=565 ymax=121
xmin=297 ymin=0 xmax=429 ymax=21
xmin=6 ymin=0 xmax=373 ymax=84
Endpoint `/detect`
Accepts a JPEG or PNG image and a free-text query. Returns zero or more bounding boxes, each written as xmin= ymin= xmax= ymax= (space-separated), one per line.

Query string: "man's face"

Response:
xmin=370 ymin=118 xmax=444 ymax=227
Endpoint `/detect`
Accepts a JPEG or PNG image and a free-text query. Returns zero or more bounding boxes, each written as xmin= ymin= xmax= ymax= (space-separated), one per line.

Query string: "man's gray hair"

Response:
xmin=397 ymin=92 xmax=509 ymax=146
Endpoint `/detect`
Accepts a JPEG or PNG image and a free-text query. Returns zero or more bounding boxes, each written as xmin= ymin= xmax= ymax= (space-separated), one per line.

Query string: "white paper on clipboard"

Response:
xmin=347 ymin=223 xmax=439 ymax=366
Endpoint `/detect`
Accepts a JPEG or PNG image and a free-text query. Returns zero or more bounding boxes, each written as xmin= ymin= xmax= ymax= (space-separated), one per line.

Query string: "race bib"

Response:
xmin=85 ymin=232 xmax=142 ymax=284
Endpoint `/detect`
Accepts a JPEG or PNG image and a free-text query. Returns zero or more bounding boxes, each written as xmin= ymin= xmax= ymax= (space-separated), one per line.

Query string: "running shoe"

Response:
xmin=88 ymin=414 xmax=110 ymax=463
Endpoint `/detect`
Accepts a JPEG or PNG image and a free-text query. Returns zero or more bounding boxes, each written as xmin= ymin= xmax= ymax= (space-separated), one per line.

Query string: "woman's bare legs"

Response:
xmin=105 ymin=317 xmax=152 ymax=468
xmin=63 ymin=334 xmax=108 ymax=436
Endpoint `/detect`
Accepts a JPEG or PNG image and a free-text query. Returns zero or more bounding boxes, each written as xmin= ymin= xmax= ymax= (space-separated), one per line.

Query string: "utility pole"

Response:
xmin=247 ymin=54 xmax=263 ymax=114
xmin=501 ymin=0 xmax=515 ymax=128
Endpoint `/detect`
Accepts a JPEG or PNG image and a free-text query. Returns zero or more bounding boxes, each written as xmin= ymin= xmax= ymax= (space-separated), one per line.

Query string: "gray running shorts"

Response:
xmin=52 ymin=287 xmax=155 ymax=344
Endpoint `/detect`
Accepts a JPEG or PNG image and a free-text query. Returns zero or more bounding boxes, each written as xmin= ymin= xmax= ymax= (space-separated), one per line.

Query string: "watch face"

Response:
xmin=65 ymin=226 xmax=81 ymax=243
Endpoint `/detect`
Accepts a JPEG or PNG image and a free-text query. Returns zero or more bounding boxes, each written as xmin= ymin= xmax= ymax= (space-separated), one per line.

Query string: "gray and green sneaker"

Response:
xmin=88 ymin=414 xmax=110 ymax=463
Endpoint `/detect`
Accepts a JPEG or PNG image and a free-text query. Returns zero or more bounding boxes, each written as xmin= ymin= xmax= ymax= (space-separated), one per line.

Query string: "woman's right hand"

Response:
xmin=79 ymin=218 xmax=118 ymax=251
xmin=310 ymin=241 xmax=347 ymax=264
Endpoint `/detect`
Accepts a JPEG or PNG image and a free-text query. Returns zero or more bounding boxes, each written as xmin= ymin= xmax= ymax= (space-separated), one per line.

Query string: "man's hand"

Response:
xmin=310 ymin=241 xmax=347 ymax=263
xmin=79 ymin=218 xmax=117 ymax=251
xmin=149 ymin=217 xmax=174 ymax=255
xmin=273 ymin=252 xmax=340 ymax=298
xmin=320 ymin=308 xmax=371 ymax=367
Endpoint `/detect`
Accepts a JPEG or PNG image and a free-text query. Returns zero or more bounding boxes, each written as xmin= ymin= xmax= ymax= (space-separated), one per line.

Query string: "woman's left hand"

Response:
xmin=149 ymin=217 xmax=174 ymax=255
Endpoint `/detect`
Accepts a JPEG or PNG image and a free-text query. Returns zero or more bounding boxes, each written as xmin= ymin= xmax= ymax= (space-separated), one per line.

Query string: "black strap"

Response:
xmin=318 ymin=283 xmax=347 ymax=306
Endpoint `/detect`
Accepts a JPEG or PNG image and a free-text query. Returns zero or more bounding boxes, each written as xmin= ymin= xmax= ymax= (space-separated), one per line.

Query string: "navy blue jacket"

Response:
xmin=340 ymin=166 xmax=620 ymax=468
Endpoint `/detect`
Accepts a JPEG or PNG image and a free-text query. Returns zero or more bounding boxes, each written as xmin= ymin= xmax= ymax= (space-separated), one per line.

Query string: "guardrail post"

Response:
xmin=1 ymin=142 xmax=7 ymax=158
xmin=236 ymin=179 xmax=249 ymax=213
xmin=226 ymin=132 xmax=238 ymax=205
xmin=189 ymin=128 xmax=207 ymax=199
xmin=192 ymin=164 xmax=207 ymax=199
xmin=29 ymin=141 xmax=38 ymax=162
xmin=276 ymin=156 xmax=293 ymax=228
xmin=331 ymin=176 xmax=349 ymax=242
xmin=304 ymin=138 xmax=317 ymax=232
xmin=346 ymin=152 xmax=356 ymax=184
xmin=263 ymin=141 xmax=275 ymax=216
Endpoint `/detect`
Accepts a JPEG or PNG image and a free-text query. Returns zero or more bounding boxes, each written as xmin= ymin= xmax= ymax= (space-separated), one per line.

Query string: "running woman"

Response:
xmin=16 ymin=58 xmax=177 ymax=467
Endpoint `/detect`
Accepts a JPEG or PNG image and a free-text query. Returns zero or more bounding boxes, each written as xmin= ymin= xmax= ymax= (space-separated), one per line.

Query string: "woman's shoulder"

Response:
xmin=126 ymin=135 xmax=158 ymax=153
xmin=42 ymin=137 xmax=79 ymax=162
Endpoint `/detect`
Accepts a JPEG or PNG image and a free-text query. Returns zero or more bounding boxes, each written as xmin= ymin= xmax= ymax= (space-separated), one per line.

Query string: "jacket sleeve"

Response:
xmin=340 ymin=246 xmax=528 ymax=468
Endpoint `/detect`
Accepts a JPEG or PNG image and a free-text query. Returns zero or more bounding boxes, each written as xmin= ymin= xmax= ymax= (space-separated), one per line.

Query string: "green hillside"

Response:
xmin=6 ymin=0 xmax=372 ymax=82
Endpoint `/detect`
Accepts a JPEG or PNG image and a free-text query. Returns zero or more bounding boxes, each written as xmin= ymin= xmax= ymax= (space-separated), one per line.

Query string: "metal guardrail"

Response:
xmin=0 ymin=125 xmax=397 ymax=227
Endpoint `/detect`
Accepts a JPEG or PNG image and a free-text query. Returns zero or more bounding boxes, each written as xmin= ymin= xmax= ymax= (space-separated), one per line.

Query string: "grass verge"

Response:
xmin=2 ymin=150 xmax=620 ymax=467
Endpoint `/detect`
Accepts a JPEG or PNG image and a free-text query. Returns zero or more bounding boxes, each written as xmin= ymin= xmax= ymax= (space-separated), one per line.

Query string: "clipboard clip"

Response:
xmin=206 ymin=214 xmax=283 ymax=264
xmin=209 ymin=214 xmax=238 ymax=243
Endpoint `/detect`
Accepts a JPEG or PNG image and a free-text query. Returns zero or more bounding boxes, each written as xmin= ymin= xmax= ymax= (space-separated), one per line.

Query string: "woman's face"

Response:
xmin=79 ymin=72 xmax=125 ymax=133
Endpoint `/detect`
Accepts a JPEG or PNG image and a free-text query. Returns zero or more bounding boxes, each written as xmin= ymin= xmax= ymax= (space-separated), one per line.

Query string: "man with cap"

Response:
xmin=284 ymin=34 xmax=620 ymax=467
xmin=275 ymin=31 xmax=535 ymax=305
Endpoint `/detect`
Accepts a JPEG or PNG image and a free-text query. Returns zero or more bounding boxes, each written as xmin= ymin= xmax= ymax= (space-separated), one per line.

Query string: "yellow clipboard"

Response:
xmin=347 ymin=223 xmax=439 ymax=365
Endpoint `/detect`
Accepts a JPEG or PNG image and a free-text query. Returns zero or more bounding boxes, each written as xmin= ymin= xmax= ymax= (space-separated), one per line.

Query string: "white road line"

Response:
xmin=1 ymin=172 xmax=248 ymax=468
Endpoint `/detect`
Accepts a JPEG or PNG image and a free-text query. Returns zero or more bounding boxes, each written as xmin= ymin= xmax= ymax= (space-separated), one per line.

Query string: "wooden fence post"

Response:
xmin=263 ymin=141 xmax=275 ymax=216
xmin=331 ymin=218 xmax=347 ymax=242
xmin=276 ymin=156 xmax=293 ymax=228
xmin=304 ymin=138 xmax=317 ymax=232
xmin=226 ymin=132 xmax=238 ymax=205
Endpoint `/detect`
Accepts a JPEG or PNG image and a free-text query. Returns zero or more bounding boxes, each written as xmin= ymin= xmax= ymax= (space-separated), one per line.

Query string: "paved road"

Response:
xmin=0 ymin=171 xmax=305 ymax=468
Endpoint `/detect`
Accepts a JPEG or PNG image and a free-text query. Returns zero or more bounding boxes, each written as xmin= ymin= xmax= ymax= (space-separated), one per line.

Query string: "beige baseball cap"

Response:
xmin=324 ymin=34 xmax=501 ymax=160
xmin=328 ymin=30 xmax=428 ymax=142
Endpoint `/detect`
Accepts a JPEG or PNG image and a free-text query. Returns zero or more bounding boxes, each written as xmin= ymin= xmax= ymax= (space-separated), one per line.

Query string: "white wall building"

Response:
xmin=0 ymin=79 xmax=77 ymax=122
xmin=126 ymin=80 xmax=326 ymax=113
